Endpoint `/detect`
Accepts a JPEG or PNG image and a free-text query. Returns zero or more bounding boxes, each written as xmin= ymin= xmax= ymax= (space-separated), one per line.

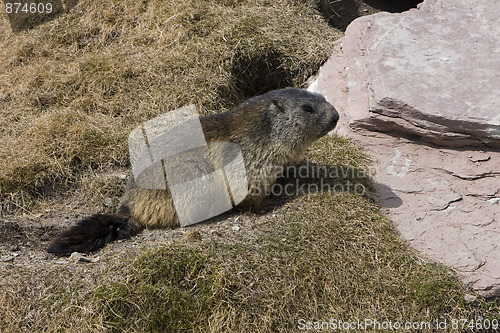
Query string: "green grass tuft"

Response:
xmin=96 ymin=246 xmax=221 ymax=332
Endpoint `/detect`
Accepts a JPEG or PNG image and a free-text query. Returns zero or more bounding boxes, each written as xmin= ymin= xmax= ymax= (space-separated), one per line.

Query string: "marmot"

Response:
xmin=47 ymin=88 xmax=339 ymax=255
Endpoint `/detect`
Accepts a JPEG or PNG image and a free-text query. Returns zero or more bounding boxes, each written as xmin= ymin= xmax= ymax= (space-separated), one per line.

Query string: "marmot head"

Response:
xmin=265 ymin=88 xmax=338 ymax=139
xmin=252 ymin=88 xmax=339 ymax=159
xmin=202 ymin=88 xmax=339 ymax=165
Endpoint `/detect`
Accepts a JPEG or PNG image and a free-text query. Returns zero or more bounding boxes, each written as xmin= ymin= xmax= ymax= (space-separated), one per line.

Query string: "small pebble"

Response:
xmin=171 ymin=230 xmax=183 ymax=237
xmin=464 ymin=294 xmax=477 ymax=302
xmin=70 ymin=252 xmax=92 ymax=263
xmin=70 ymin=252 xmax=81 ymax=260
xmin=232 ymin=226 xmax=241 ymax=232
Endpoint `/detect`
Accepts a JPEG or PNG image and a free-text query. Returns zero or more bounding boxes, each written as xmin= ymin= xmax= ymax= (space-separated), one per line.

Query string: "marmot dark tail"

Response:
xmin=47 ymin=213 xmax=136 ymax=256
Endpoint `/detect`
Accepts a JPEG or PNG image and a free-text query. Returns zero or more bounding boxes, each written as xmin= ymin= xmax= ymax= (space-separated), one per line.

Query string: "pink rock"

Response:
xmin=338 ymin=0 xmax=500 ymax=147
xmin=310 ymin=0 xmax=500 ymax=296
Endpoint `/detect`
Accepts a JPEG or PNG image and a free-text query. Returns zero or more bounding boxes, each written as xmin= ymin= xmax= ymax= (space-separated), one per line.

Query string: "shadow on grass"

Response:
xmin=197 ymin=160 xmax=394 ymax=223
xmin=256 ymin=161 xmax=381 ymax=212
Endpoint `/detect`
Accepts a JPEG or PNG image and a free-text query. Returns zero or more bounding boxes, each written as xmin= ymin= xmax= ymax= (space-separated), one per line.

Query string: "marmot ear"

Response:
xmin=269 ymin=98 xmax=285 ymax=113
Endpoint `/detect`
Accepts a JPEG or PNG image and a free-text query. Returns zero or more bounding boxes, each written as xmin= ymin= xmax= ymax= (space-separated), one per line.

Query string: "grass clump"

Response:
xmin=0 ymin=265 xmax=101 ymax=332
xmin=96 ymin=246 xmax=221 ymax=332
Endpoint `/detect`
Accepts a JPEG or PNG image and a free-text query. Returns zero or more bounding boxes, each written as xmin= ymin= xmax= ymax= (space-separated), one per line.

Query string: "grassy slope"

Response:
xmin=2 ymin=135 xmax=498 ymax=332
xmin=0 ymin=0 xmax=339 ymax=209
xmin=0 ymin=0 xmax=499 ymax=332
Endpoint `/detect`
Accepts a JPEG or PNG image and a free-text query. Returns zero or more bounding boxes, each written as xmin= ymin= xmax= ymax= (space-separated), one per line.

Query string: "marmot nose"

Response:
xmin=323 ymin=107 xmax=339 ymax=134
xmin=329 ymin=106 xmax=339 ymax=124
xmin=332 ymin=108 xmax=339 ymax=122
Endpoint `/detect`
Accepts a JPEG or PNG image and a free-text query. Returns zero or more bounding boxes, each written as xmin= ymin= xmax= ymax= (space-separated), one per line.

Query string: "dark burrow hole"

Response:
xmin=363 ymin=0 xmax=423 ymax=12
xmin=221 ymin=1 xmax=425 ymax=106
xmin=227 ymin=51 xmax=294 ymax=102
xmin=317 ymin=0 xmax=424 ymax=31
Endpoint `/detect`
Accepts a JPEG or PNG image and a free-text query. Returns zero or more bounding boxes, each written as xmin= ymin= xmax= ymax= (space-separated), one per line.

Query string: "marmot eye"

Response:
xmin=302 ymin=105 xmax=314 ymax=113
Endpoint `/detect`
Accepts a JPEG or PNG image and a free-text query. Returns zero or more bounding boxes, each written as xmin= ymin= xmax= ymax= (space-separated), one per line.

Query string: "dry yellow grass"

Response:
xmin=0 ymin=0 xmax=340 ymax=213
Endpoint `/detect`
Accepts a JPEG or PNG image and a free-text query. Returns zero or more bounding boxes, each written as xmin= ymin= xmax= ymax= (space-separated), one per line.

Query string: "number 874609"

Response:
xmin=5 ymin=2 xmax=53 ymax=14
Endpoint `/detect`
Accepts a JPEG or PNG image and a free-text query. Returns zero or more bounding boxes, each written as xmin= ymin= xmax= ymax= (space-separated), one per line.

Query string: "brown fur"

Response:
xmin=48 ymin=88 xmax=338 ymax=255
xmin=123 ymin=88 xmax=338 ymax=229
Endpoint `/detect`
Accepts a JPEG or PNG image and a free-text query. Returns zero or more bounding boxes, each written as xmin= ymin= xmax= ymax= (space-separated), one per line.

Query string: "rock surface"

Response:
xmin=326 ymin=0 xmax=500 ymax=147
xmin=310 ymin=0 xmax=500 ymax=296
